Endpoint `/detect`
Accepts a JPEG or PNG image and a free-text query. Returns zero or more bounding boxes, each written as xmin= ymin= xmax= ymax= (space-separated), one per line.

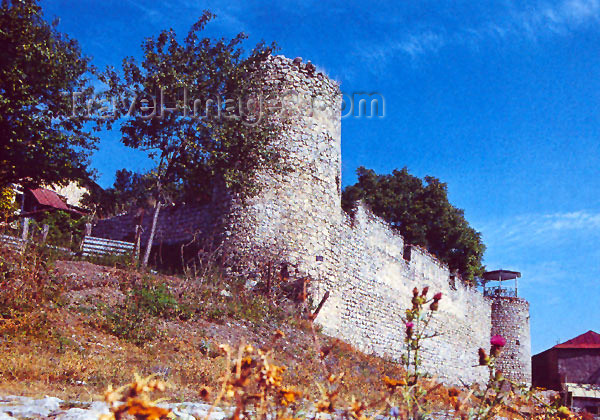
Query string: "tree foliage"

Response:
xmin=82 ymin=169 xmax=155 ymax=217
xmin=0 ymin=186 xmax=18 ymax=221
xmin=0 ymin=0 xmax=97 ymax=189
xmin=99 ymin=11 xmax=282 ymax=204
xmin=342 ymin=167 xmax=486 ymax=282
xmin=98 ymin=11 xmax=283 ymax=266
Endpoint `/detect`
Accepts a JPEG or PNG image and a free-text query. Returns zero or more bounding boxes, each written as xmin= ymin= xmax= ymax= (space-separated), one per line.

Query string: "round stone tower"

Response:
xmin=484 ymin=270 xmax=532 ymax=384
xmin=224 ymin=55 xmax=343 ymax=281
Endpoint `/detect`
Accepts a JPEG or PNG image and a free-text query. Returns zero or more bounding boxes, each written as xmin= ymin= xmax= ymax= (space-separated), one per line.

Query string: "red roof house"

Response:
xmin=29 ymin=188 xmax=70 ymax=211
xmin=555 ymin=331 xmax=600 ymax=350
xmin=21 ymin=188 xmax=84 ymax=218
xmin=532 ymin=331 xmax=600 ymax=415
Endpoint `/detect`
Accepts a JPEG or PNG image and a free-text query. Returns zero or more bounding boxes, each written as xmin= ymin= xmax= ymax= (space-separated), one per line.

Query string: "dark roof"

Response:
xmin=555 ymin=331 xmax=600 ymax=349
xmin=482 ymin=269 xmax=521 ymax=282
xmin=29 ymin=188 xmax=69 ymax=211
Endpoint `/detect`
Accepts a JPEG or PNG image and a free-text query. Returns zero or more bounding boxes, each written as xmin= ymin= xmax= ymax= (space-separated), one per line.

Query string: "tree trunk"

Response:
xmin=142 ymin=201 xmax=161 ymax=268
xmin=134 ymin=224 xmax=142 ymax=260
xmin=21 ymin=217 xmax=30 ymax=240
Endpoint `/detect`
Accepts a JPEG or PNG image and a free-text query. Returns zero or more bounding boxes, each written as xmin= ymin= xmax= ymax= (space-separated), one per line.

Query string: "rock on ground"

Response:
xmin=0 ymin=396 xmax=233 ymax=420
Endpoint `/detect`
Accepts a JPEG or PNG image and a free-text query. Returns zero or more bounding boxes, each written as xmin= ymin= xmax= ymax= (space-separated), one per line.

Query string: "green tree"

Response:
xmin=35 ymin=209 xmax=85 ymax=249
xmin=0 ymin=0 xmax=98 ymax=189
xmin=342 ymin=167 xmax=486 ymax=282
xmin=99 ymin=11 xmax=282 ymax=266
xmin=82 ymin=169 xmax=155 ymax=217
xmin=0 ymin=186 xmax=18 ymax=221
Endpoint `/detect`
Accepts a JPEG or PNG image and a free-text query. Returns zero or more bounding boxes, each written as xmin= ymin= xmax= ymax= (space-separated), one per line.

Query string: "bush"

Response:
xmin=98 ymin=281 xmax=191 ymax=344
xmin=0 ymin=245 xmax=61 ymax=314
xmin=32 ymin=210 xmax=86 ymax=250
xmin=0 ymin=186 xmax=17 ymax=222
xmin=133 ymin=283 xmax=182 ymax=319
xmin=0 ymin=245 xmax=62 ymax=337
xmin=83 ymin=252 xmax=135 ymax=269
xmin=99 ymin=301 xmax=159 ymax=345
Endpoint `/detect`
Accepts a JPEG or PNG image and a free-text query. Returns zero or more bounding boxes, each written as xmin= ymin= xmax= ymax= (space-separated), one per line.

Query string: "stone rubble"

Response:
xmin=0 ymin=396 xmax=509 ymax=419
xmin=0 ymin=396 xmax=232 ymax=420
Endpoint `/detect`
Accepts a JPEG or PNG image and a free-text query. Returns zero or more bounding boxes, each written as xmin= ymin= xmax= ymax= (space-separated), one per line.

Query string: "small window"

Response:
xmin=403 ymin=246 xmax=411 ymax=261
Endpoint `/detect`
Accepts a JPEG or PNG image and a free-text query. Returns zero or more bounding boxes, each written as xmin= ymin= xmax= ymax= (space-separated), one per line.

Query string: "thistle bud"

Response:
xmin=478 ymin=348 xmax=490 ymax=366
xmin=405 ymin=321 xmax=414 ymax=337
xmin=557 ymin=406 xmax=572 ymax=419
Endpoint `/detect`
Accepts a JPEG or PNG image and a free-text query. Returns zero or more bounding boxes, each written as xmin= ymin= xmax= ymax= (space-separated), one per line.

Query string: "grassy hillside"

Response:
xmin=0 ymin=245 xmax=402 ymax=401
xmin=0 ymin=244 xmax=581 ymax=419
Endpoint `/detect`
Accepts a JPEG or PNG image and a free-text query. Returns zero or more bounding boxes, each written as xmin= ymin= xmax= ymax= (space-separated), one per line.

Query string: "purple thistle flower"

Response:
xmin=490 ymin=335 xmax=506 ymax=347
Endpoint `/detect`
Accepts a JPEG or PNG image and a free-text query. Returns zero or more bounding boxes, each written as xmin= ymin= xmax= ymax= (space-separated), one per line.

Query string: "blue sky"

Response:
xmin=41 ymin=0 xmax=600 ymax=354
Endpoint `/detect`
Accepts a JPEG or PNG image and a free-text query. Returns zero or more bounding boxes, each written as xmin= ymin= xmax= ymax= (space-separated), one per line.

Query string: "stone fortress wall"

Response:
xmin=92 ymin=202 xmax=222 ymax=246
xmin=92 ymin=55 xmax=531 ymax=385
xmin=319 ymin=205 xmax=494 ymax=384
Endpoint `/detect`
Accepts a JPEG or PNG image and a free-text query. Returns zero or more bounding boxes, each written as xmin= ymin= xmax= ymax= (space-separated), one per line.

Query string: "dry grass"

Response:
xmin=0 ymin=245 xmax=400 ymax=404
xmin=0 ymin=244 xmax=586 ymax=419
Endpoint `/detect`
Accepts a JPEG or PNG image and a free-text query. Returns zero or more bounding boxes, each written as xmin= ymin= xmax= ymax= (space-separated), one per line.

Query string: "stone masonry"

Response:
xmin=92 ymin=55 xmax=531 ymax=385
xmin=490 ymin=297 xmax=533 ymax=383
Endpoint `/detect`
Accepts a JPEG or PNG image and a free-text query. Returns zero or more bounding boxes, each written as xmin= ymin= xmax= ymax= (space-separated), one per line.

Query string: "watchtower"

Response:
xmin=484 ymin=269 xmax=532 ymax=384
xmin=224 ymin=55 xmax=343 ymax=281
xmin=483 ymin=269 xmax=521 ymax=298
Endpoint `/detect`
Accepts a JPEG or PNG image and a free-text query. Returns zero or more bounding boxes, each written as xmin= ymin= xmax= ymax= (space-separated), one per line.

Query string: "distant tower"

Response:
xmin=483 ymin=270 xmax=532 ymax=384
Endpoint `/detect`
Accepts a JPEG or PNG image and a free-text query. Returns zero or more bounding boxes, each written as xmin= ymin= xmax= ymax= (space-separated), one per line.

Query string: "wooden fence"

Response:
xmin=0 ymin=233 xmax=75 ymax=255
xmin=81 ymin=236 xmax=135 ymax=257
xmin=0 ymin=234 xmax=27 ymax=250
xmin=0 ymin=233 xmax=135 ymax=258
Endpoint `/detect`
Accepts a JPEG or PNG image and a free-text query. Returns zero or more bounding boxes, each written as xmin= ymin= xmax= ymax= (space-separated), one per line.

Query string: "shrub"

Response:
xmin=33 ymin=210 xmax=86 ymax=250
xmin=99 ymin=301 xmax=159 ymax=345
xmin=0 ymin=245 xmax=61 ymax=314
xmin=83 ymin=252 xmax=135 ymax=270
xmin=0 ymin=186 xmax=17 ymax=222
xmin=0 ymin=245 xmax=67 ymax=338
xmin=132 ymin=283 xmax=183 ymax=319
xmin=97 ymin=281 xmax=191 ymax=344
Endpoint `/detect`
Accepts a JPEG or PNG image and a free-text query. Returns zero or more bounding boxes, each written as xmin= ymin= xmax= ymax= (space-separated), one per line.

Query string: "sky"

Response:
xmin=40 ymin=0 xmax=600 ymax=354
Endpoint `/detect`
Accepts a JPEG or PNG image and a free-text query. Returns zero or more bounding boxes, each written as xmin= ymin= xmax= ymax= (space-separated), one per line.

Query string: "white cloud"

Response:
xmin=561 ymin=0 xmax=600 ymax=23
xmin=506 ymin=0 xmax=600 ymax=37
xmin=395 ymin=31 xmax=447 ymax=58
xmin=476 ymin=210 xmax=600 ymax=286
xmin=482 ymin=210 xmax=600 ymax=246
xmin=124 ymin=0 xmax=161 ymax=24
xmin=360 ymin=0 xmax=600 ymax=63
